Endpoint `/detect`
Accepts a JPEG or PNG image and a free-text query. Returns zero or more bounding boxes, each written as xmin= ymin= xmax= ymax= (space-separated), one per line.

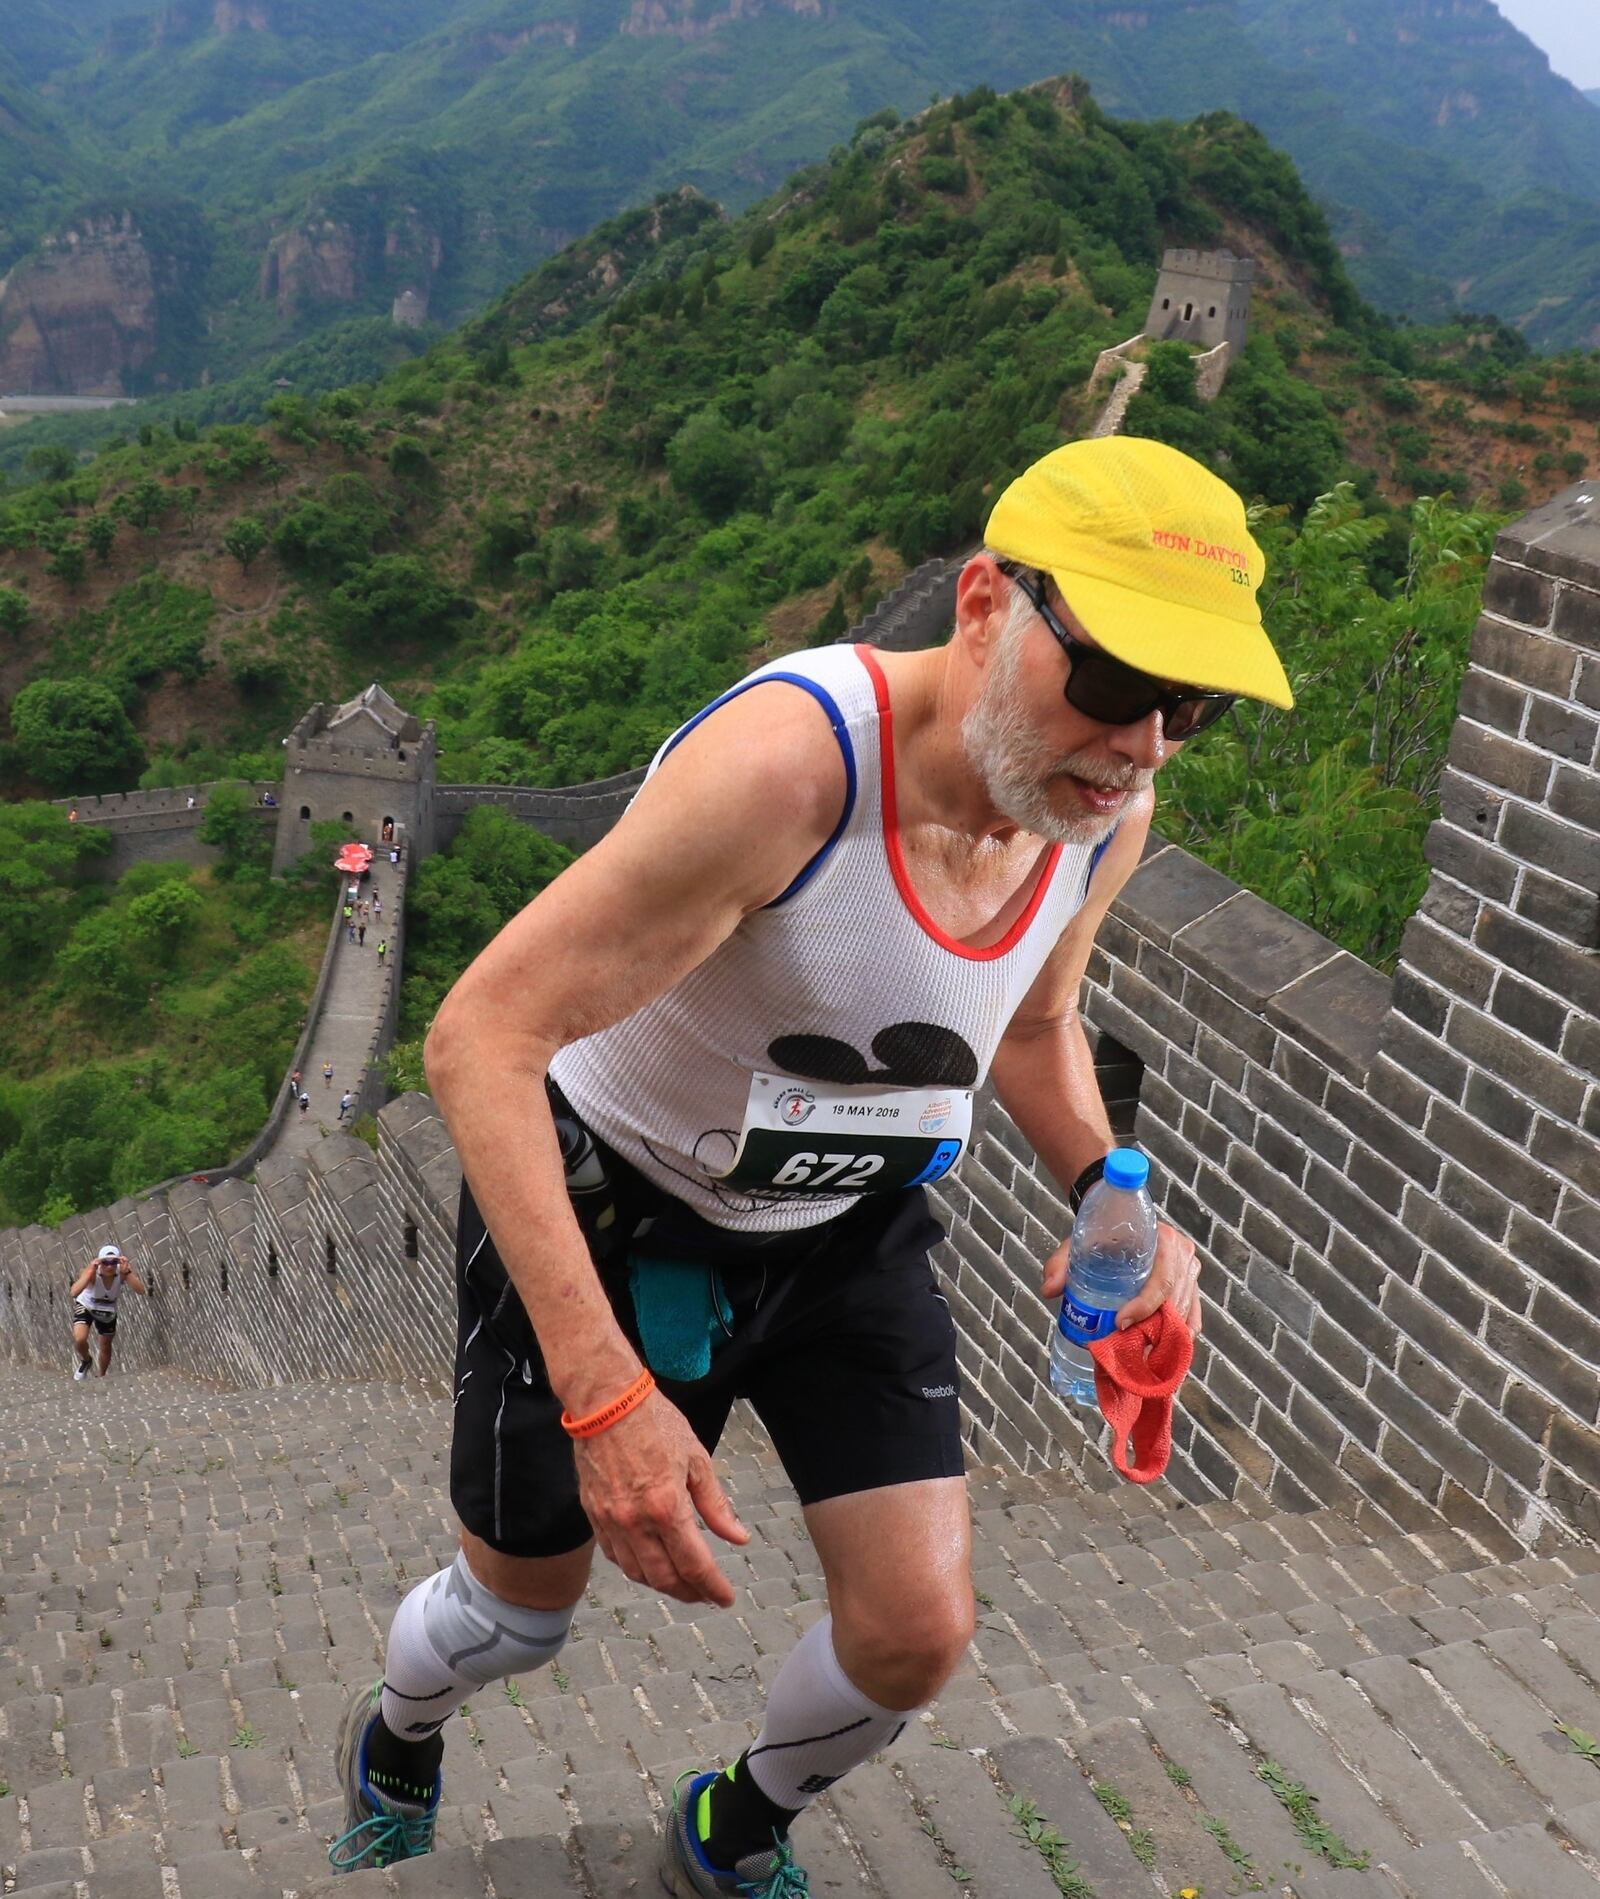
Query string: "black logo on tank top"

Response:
xmin=766 ymin=1021 xmax=978 ymax=1088
xmin=641 ymin=1022 xmax=978 ymax=1214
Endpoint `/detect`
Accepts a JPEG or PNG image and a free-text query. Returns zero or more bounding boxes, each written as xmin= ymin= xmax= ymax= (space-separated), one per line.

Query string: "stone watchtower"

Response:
xmin=270 ymin=684 xmax=437 ymax=875
xmin=1144 ymin=248 xmax=1254 ymax=352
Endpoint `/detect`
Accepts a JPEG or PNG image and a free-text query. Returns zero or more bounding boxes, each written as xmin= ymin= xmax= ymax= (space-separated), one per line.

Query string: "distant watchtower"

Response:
xmin=1144 ymin=248 xmax=1254 ymax=352
xmin=271 ymin=684 xmax=437 ymax=875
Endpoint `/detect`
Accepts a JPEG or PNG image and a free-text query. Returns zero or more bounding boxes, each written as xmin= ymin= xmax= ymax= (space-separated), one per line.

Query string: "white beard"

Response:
xmin=960 ymin=597 xmax=1153 ymax=848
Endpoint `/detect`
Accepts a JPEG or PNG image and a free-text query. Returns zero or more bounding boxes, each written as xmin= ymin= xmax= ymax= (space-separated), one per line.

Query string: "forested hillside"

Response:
xmin=3 ymin=81 xmax=1588 ymax=936
xmin=3 ymin=0 xmax=1600 ymax=406
xmin=0 ymin=72 xmax=1586 ymax=1219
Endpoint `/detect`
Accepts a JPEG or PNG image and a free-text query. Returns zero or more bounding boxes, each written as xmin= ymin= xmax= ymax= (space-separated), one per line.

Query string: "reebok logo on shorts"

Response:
xmin=921 ymin=1383 xmax=956 ymax=1400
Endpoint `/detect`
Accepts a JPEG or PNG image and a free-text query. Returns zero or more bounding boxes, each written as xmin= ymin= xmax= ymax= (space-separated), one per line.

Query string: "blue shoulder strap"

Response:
xmin=656 ymin=672 xmax=857 ymax=905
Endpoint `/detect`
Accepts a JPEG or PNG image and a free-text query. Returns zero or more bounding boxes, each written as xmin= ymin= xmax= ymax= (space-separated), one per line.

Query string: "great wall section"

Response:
xmin=0 ymin=481 xmax=1596 ymax=1899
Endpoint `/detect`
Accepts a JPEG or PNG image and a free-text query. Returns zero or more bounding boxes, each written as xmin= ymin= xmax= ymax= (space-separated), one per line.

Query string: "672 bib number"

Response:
xmin=710 ymin=1072 xmax=973 ymax=1196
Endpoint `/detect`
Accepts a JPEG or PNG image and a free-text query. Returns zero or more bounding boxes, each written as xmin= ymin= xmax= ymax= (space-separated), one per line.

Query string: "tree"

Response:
xmin=327 ymin=554 xmax=467 ymax=645
xmin=667 ymin=412 xmax=766 ymax=520
xmin=53 ymin=909 xmax=146 ymax=1015
xmin=197 ymin=780 xmax=269 ymax=877
xmin=10 ymin=679 xmax=144 ymax=793
xmin=0 ymin=585 xmax=30 ymax=636
xmin=0 ymin=802 xmax=105 ymax=974
xmin=223 ymin=516 xmax=268 ymax=572
xmin=26 ymin=444 xmax=74 ymax=484
xmin=388 ymin=434 xmax=433 ymax=480
xmin=119 ymin=476 xmax=167 ymax=530
xmin=126 ymin=877 xmax=205 ymax=951
xmin=84 ymin=514 xmax=118 ymax=563
xmin=47 ymin=541 xmax=88 ymax=590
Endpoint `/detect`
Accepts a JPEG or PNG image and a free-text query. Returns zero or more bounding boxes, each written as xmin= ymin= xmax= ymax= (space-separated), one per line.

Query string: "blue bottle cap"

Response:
xmin=1103 ymin=1147 xmax=1150 ymax=1191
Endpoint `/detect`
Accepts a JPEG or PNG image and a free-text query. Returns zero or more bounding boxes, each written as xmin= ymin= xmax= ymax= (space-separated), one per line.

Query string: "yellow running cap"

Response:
xmin=985 ymin=437 xmax=1293 ymax=709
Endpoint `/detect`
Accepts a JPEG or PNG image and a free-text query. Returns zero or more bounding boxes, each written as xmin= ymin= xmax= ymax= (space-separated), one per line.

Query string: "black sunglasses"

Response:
xmin=995 ymin=561 xmax=1236 ymax=740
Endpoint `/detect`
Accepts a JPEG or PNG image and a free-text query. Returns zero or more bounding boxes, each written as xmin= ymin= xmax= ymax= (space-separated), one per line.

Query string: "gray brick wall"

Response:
xmin=3 ymin=501 xmax=1595 ymax=1554
xmin=52 ymin=784 xmax=278 ymax=879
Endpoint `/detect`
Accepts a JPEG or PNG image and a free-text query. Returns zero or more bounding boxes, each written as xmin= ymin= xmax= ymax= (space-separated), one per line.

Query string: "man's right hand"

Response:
xmin=574 ymin=1393 xmax=749 ymax=1607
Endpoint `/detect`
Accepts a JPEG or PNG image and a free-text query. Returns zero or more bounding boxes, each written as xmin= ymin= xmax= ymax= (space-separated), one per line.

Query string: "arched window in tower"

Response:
xmin=1184 ymin=302 xmax=1194 ymax=321
xmin=342 ymin=811 xmax=353 ymax=825
xmin=300 ymin=806 xmax=311 ymax=821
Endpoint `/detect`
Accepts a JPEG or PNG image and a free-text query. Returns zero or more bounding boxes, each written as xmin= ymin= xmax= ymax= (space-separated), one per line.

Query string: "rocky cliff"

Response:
xmin=259 ymin=196 xmax=448 ymax=321
xmin=621 ymin=0 xmax=825 ymax=37
xmin=0 ymin=211 xmax=170 ymax=396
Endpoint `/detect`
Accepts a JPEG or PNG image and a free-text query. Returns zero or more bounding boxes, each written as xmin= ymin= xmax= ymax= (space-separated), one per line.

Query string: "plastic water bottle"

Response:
xmin=1049 ymin=1148 xmax=1158 ymax=1407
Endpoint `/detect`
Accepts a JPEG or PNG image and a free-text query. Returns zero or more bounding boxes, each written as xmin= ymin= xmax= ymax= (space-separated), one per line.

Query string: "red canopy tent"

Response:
xmin=334 ymin=842 xmax=375 ymax=877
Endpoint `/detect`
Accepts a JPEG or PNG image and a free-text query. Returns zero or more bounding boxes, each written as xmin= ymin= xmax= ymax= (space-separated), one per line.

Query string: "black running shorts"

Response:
xmin=71 ymin=1302 xmax=117 ymax=1335
xmin=450 ymin=1084 xmax=965 ymax=1557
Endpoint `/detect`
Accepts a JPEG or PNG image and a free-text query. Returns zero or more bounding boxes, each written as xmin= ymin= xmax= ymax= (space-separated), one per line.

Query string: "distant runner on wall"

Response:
xmin=68 ymin=1244 xmax=147 ymax=1381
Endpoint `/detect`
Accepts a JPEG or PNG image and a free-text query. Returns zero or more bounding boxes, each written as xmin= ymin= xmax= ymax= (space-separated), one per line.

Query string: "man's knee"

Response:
xmin=459 ymin=1529 xmax=592 ymax=1611
xmin=833 ymin=1589 xmax=975 ymax=1705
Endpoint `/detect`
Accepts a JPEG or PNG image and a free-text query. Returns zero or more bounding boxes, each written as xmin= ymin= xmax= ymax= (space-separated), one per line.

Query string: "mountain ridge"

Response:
xmin=4 ymin=0 xmax=1600 ymax=400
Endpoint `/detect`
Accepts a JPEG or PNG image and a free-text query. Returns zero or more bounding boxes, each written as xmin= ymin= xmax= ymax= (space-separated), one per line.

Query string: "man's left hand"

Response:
xmin=1040 ymin=1220 xmax=1203 ymax=1336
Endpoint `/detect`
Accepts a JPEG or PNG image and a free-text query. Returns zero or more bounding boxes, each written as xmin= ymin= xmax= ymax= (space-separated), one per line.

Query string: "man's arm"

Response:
xmin=988 ymin=801 xmax=1203 ymax=1334
xmin=988 ymin=796 xmax=1151 ymax=1191
xmin=68 ymin=1265 xmax=93 ymax=1297
xmin=122 ymin=1264 xmax=148 ymax=1294
xmin=425 ymin=682 xmax=848 ymax=1603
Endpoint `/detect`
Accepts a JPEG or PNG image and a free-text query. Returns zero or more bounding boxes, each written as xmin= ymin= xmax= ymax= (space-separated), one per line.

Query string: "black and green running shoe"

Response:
xmin=659 ymin=1768 xmax=810 ymax=1897
xmin=328 ymin=1680 xmax=439 ymax=1875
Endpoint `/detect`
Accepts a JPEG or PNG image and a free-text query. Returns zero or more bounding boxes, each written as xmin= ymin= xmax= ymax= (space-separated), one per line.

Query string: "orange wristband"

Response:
xmin=561 ymin=1369 xmax=656 ymax=1439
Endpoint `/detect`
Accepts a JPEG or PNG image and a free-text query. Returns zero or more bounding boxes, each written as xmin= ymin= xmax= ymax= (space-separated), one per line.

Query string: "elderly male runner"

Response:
xmin=69 ymin=1243 xmax=147 ymax=1380
xmin=330 ymin=437 xmax=1293 ymax=1889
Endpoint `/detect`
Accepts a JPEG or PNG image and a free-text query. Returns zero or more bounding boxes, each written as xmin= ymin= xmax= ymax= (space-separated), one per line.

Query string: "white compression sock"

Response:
xmin=744 ymin=1615 xmax=917 ymax=1809
xmin=379 ymin=1551 xmax=574 ymax=1740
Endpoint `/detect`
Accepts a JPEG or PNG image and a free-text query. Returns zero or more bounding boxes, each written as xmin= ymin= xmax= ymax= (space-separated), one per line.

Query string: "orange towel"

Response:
xmin=1087 ymin=1300 xmax=1194 ymax=1484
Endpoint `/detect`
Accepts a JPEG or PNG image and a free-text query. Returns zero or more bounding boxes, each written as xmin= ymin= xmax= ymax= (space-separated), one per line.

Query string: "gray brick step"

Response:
xmin=9 ymin=1367 xmax=1599 ymax=1899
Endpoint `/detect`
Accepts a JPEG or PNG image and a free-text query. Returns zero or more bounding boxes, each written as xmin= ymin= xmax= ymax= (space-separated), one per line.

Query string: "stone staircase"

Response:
xmin=6 ymin=1365 xmax=1600 ymax=1899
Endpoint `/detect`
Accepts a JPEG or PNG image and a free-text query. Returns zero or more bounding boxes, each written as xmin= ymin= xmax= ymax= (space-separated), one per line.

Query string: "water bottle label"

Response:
xmin=1059 ymin=1293 xmax=1116 ymax=1347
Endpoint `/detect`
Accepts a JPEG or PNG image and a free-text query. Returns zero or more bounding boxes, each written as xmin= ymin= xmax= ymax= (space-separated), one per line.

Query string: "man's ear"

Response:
xmin=952 ymin=554 xmax=1007 ymax=668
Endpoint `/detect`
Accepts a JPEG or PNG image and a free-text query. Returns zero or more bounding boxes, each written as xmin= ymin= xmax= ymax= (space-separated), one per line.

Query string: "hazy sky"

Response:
xmin=1493 ymin=0 xmax=1600 ymax=89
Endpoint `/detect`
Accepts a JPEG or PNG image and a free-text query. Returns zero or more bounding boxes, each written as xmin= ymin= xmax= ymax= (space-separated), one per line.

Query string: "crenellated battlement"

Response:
xmin=7 ymin=500 xmax=1597 ymax=1549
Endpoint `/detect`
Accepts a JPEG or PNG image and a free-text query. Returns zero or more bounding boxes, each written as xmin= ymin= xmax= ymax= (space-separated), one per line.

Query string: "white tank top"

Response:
xmin=77 ymin=1264 xmax=124 ymax=1310
xmin=551 ymin=644 xmax=1111 ymax=1233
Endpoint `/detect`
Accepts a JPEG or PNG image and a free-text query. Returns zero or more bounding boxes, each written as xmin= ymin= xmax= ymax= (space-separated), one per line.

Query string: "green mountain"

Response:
xmin=6 ymin=0 xmax=1600 ymax=403
xmin=0 ymin=74 xmax=1580 ymax=1212
xmin=0 ymin=42 xmax=98 ymax=266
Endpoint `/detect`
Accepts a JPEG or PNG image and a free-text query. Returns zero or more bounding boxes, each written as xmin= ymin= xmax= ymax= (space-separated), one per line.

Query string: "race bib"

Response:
xmin=710 ymin=1071 xmax=973 ymax=1195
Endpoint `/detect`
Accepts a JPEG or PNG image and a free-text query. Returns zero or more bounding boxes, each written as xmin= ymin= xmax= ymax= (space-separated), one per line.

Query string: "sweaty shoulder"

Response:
xmin=617 ymin=675 xmax=852 ymax=916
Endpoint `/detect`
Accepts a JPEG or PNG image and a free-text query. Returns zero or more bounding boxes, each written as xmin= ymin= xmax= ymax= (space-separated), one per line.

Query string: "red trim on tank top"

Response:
xmin=855 ymin=644 xmax=1063 ymax=962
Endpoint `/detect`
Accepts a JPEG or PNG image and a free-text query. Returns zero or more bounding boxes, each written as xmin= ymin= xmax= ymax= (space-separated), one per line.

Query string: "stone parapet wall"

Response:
xmin=436 ymin=769 xmax=648 ymax=853
xmin=1193 ymin=341 xmax=1230 ymax=402
xmin=846 ymin=556 xmax=959 ymax=652
xmin=53 ymin=782 xmax=278 ymax=821
xmin=52 ymin=783 xmax=278 ymax=879
xmin=3 ymin=492 xmax=1595 ymax=1551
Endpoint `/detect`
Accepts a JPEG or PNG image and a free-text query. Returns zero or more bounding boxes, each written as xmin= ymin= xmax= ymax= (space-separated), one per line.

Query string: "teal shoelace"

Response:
xmin=743 ymin=1840 xmax=810 ymax=1898
xmin=327 ymin=1804 xmax=436 ymax=1871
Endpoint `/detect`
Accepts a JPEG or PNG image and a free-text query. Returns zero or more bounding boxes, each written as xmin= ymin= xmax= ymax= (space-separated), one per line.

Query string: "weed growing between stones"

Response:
xmin=1202 ymin=1813 xmax=1263 ymax=1890
xmin=1556 ymin=1721 xmax=1600 ymax=1765
xmin=1007 ymin=1794 xmax=1095 ymax=1899
xmin=1256 ymin=1761 xmax=1369 ymax=1869
xmin=1091 ymin=1781 xmax=1156 ymax=1869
